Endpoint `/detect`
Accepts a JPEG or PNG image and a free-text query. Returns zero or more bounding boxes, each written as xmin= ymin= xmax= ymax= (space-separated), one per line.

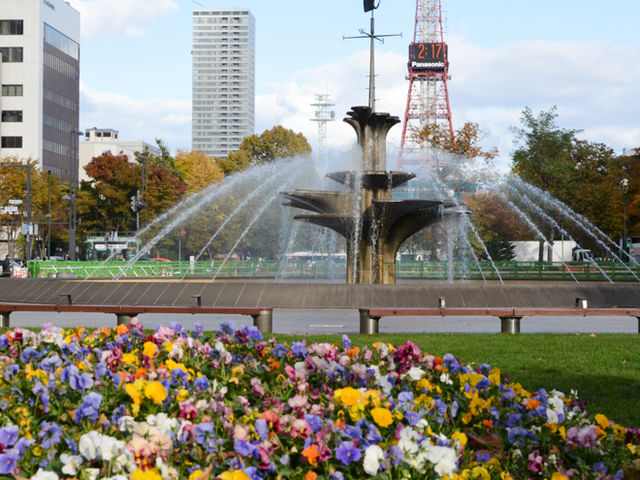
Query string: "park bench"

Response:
xmin=359 ymin=301 xmax=640 ymax=334
xmin=0 ymin=296 xmax=273 ymax=332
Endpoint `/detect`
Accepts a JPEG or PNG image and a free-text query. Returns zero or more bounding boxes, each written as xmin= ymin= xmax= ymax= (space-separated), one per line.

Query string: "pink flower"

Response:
xmin=233 ymin=425 xmax=250 ymax=441
xmin=288 ymin=394 xmax=309 ymax=410
xmin=290 ymin=418 xmax=311 ymax=439
xmin=251 ymin=377 xmax=265 ymax=396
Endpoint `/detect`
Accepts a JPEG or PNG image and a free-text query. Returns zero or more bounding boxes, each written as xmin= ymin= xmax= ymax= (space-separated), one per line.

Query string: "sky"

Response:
xmin=68 ymin=0 xmax=640 ymax=170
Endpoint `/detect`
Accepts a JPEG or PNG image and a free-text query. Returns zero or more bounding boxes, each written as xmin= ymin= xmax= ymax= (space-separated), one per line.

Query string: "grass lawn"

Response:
xmin=274 ymin=333 xmax=640 ymax=428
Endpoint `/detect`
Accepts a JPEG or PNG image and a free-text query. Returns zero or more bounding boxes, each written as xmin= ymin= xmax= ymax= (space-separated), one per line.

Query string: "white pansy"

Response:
xmin=415 ymin=418 xmax=430 ymax=432
xmin=398 ymin=427 xmax=419 ymax=455
xmin=547 ymin=395 xmax=565 ymax=412
xmin=83 ymin=468 xmax=100 ymax=480
xmin=60 ymin=453 xmax=83 ymax=476
xmin=376 ymin=375 xmax=393 ymax=395
xmin=363 ymin=444 xmax=385 ymax=476
xmin=439 ymin=372 xmax=453 ymax=385
xmin=214 ymin=341 xmax=226 ymax=353
xmin=78 ymin=431 xmax=124 ymax=462
xmin=546 ymin=408 xmax=560 ymax=424
xmin=406 ymin=366 xmax=426 ymax=381
xmin=294 ymin=361 xmax=307 ymax=372
xmin=424 ymin=444 xmax=458 ymax=477
xmin=112 ymin=450 xmax=136 ymax=474
xmin=31 ymin=468 xmax=59 ymax=480
xmin=168 ymin=342 xmax=184 ymax=360
xmin=117 ymin=415 xmax=136 ymax=432
xmin=78 ymin=431 xmax=102 ymax=460
xmin=147 ymin=412 xmax=179 ymax=433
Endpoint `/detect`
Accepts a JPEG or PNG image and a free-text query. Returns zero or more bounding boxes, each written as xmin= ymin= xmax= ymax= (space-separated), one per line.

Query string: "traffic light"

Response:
xmin=627 ymin=237 xmax=633 ymax=249
xmin=136 ymin=190 xmax=146 ymax=210
xmin=130 ymin=195 xmax=137 ymax=212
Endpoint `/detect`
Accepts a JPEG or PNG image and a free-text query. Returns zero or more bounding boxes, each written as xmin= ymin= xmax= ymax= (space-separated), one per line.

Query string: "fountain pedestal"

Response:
xmin=283 ymin=106 xmax=446 ymax=284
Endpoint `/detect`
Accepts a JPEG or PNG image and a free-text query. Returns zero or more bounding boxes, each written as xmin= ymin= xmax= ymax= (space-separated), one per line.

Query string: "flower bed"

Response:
xmin=0 ymin=320 xmax=639 ymax=480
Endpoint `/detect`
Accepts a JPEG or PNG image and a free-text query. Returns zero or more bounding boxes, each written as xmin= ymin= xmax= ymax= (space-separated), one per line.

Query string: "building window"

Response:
xmin=1 ymin=136 xmax=22 ymax=148
xmin=0 ymin=20 xmax=23 ymax=35
xmin=0 ymin=47 xmax=23 ymax=62
xmin=1 ymin=84 xmax=22 ymax=96
xmin=1 ymin=110 xmax=22 ymax=122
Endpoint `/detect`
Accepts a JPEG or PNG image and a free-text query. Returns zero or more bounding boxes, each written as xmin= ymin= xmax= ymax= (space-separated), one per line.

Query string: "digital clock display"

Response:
xmin=409 ymin=42 xmax=447 ymax=72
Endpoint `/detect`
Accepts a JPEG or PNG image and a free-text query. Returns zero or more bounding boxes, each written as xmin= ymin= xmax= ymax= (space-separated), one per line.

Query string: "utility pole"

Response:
xmin=1 ymin=163 xmax=32 ymax=261
xmin=68 ymin=128 xmax=83 ymax=260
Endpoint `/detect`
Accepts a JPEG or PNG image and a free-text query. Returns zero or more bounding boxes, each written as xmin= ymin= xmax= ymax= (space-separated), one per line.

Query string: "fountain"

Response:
xmin=283 ymin=106 xmax=459 ymax=284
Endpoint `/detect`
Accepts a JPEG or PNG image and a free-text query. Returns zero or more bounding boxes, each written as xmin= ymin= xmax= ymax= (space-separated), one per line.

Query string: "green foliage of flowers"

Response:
xmin=0 ymin=323 xmax=639 ymax=480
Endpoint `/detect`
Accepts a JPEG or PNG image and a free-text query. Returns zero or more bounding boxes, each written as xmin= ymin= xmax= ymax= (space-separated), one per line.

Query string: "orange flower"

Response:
xmin=347 ymin=346 xmax=360 ymax=358
xmin=267 ymin=358 xmax=279 ymax=371
xmin=371 ymin=407 xmax=393 ymax=427
xmin=135 ymin=368 xmax=148 ymax=379
xmin=524 ymin=398 xmax=541 ymax=410
xmin=305 ymin=472 xmax=318 ymax=480
xmin=301 ymin=444 xmax=320 ymax=466
xmin=116 ymin=324 xmax=129 ymax=336
xmin=483 ymin=419 xmax=493 ymax=429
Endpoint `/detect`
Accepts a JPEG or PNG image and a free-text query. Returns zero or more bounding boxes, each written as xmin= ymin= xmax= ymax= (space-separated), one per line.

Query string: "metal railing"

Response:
xmin=26 ymin=260 xmax=640 ymax=282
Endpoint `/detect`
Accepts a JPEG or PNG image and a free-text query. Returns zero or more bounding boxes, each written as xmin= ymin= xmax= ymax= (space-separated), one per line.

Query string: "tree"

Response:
xmin=511 ymin=106 xmax=629 ymax=250
xmin=511 ymin=106 xmax=581 ymax=204
xmin=78 ymin=152 xmax=186 ymax=238
xmin=174 ymin=150 xmax=224 ymax=194
xmin=219 ymin=125 xmax=312 ymax=174
xmin=0 ymin=157 xmax=68 ymax=259
xmin=417 ymin=121 xmax=498 ymax=162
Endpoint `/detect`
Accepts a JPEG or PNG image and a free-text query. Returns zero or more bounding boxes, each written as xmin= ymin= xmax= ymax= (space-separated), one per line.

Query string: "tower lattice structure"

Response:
xmin=310 ymin=93 xmax=335 ymax=169
xmin=398 ymin=0 xmax=454 ymax=169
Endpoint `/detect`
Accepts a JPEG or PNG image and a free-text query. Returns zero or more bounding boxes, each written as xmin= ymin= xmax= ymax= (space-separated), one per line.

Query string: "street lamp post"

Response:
xmin=68 ymin=128 xmax=83 ymax=260
xmin=620 ymin=178 xmax=629 ymax=255
xmin=1 ymin=163 xmax=32 ymax=261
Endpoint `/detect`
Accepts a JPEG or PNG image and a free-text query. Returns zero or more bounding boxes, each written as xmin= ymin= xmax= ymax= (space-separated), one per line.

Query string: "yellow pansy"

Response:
xmin=145 ymin=381 xmax=167 ymax=405
xmin=122 ymin=351 xmax=139 ymax=367
xmin=143 ymin=341 xmax=157 ymax=358
xmin=551 ymin=473 xmax=569 ymax=480
xmin=131 ymin=467 xmax=164 ymax=480
xmin=335 ymin=387 xmax=361 ymax=407
xmin=188 ymin=470 xmax=205 ymax=479
xmin=451 ymin=431 xmax=468 ymax=446
xmin=595 ymin=413 xmax=610 ymax=430
xmin=177 ymin=388 xmax=190 ymax=402
xmin=370 ymin=407 xmax=393 ymax=427
xmin=488 ymin=368 xmax=501 ymax=386
xmin=164 ymin=341 xmax=173 ymax=353
xmin=459 ymin=373 xmax=484 ymax=387
xmin=361 ymin=389 xmax=383 ymax=407
xmin=219 ymin=470 xmax=250 ymax=480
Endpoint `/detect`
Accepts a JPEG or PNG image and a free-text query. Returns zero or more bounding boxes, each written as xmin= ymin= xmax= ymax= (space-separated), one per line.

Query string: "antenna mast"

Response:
xmin=343 ymin=1 xmax=401 ymax=112
xmin=398 ymin=0 xmax=454 ymax=169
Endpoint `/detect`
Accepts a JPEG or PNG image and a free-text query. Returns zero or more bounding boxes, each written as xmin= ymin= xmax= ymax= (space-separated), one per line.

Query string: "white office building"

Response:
xmin=78 ymin=128 xmax=161 ymax=182
xmin=0 ymin=0 xmax=80 ymax=181
xmin=192 ymin=8 xmax=255 ymax=158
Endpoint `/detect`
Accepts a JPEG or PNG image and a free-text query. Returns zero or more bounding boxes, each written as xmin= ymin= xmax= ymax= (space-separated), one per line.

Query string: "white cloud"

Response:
xmin=67 ymin=0 xmax=178 ymax=39
xmin=80 ymin=83 xmax=191 ymax=151
xmin=79 ymin=36 xmax=640 ymax=165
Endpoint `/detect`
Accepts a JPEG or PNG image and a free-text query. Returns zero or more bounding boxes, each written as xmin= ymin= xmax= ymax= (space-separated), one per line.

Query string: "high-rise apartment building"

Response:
xmin=192 ymin=8 xmax=255 ymax=158
xmin=0 ymin=0 xmax=80 ymax=181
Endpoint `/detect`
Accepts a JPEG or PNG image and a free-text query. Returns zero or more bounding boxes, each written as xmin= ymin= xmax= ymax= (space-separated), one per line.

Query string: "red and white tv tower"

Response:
xmin=397 ymin=0 xmax=454 ymax=169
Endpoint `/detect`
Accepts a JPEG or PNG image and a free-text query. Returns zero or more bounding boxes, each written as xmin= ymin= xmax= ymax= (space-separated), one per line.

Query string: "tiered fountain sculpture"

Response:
xmin=284 ymin=105 xmax=455 ymax=284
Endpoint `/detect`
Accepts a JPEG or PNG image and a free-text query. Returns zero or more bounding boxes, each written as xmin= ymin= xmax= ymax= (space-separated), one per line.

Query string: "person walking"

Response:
xmin=2 ymin=255 xmax=12 ymax=277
